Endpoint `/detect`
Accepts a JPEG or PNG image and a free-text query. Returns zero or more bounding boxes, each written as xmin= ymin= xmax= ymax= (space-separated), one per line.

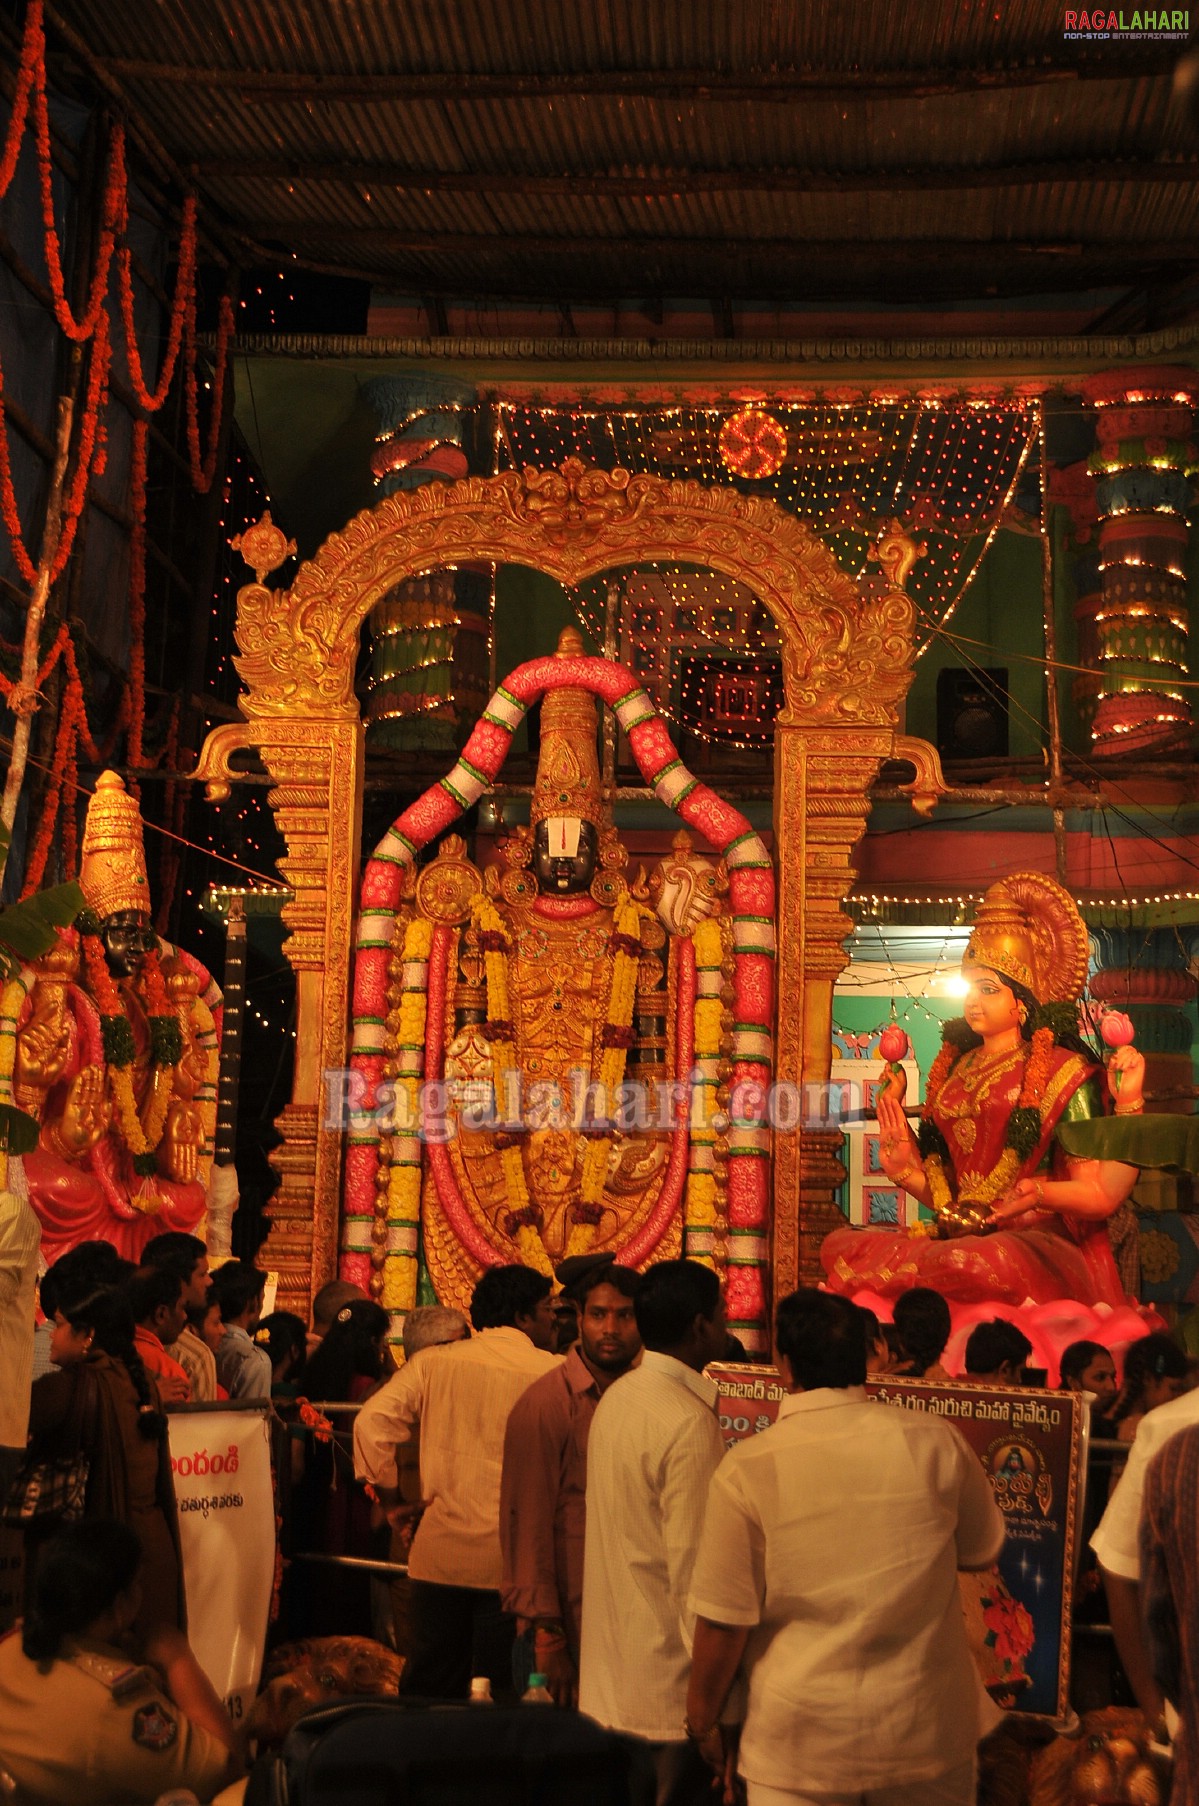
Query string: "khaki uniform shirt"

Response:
xmin=0 ymin=1629 xmax=230 ymax=1804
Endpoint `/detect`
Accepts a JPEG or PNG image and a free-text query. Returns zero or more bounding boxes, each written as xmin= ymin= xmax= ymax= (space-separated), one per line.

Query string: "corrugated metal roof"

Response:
xmin=43 ymin=0 xmax=1199 ymax=306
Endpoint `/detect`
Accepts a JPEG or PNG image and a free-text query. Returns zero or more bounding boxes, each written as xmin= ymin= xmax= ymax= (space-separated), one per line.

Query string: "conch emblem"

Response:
xmin=649 ymin=830 xmax=727 ymax=937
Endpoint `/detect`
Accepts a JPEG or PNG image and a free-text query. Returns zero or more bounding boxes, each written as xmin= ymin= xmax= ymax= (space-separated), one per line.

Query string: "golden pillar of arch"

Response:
xmin=195 ymin=463 xmax=936 ymax=1317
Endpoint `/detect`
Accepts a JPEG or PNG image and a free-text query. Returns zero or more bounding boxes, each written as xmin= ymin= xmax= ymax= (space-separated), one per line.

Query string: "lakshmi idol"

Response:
xmin=3 ymin=771 xmax=220 ymax=1266
xmin=343 ymin=628 xmax=777 ymax=1349
xmin=823 ymin=871 xmax=1145 ymax=1310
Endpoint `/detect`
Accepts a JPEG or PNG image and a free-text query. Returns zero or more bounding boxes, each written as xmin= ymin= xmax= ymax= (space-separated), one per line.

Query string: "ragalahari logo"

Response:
xmin=1064 ymin=8 xmax=1189 ymax=35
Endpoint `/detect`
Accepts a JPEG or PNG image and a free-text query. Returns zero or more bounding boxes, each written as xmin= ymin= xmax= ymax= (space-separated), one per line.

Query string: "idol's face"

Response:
xmin=100 ymin=909 xmax=155 ymax=979
xmin=532 ymin=819 xmax=598 ymax=895
xmin=961 ymin=965 xmax=1022 ymax=1042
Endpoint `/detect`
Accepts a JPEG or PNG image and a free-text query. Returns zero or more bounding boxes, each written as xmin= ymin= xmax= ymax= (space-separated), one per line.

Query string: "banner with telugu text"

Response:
xmin=709 ymin=1365 xmax=1087 ymax=1723
xmin=167 ymin=1404 xmax=275 ymax=1723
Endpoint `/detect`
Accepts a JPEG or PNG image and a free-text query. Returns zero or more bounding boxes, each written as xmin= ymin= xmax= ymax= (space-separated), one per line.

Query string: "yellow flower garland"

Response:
xmin=685 ymin=916 xmax=726 ymax=1268
xmin=381 ymin=915 xmax=437 ymax=1315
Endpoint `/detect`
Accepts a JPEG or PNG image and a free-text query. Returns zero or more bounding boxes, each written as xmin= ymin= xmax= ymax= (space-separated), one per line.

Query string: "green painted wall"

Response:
xmin=901 ymin=528 xmax=1048 ymax=759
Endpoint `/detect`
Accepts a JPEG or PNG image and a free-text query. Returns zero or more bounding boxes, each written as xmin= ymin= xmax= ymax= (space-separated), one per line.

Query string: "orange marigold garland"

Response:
xmin=118 ymin=193 xmax=197 ymax=414
xmin=34 ymin=82 xmax=124 ymax=343
xmin=183 ymin=292 xmax=235 ymax=495
xmin=50 ymin=309 xmax=112 ymax=583
xmin=127 ymin=417 xmax=149 ymax=768
xmin=0 ymin=0 xmax=42 ymax=202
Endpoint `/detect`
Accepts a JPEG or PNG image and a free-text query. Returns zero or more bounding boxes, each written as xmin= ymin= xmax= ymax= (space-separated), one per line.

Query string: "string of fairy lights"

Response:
xmin=496 ymin=398 xmax=1037 ymax=663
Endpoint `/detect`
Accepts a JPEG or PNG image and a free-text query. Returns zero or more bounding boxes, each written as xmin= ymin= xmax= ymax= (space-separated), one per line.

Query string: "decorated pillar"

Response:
xmin=1089 ymin=926 xmax=1196 ymax=1116
xmin=1082 ymin=368 xmax=1197 ymax=756
xmin=196 ymin=516 xmax=365 ymax=1317
xmin=361 ymin=376 xmax=488 ymax=755
xmin=775 ymin=726 xmax=896 ymax=1291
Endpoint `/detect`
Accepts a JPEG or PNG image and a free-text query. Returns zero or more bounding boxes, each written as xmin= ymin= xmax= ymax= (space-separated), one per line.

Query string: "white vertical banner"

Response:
xmin=167 ymin=1405 xmax=275 ymax=1721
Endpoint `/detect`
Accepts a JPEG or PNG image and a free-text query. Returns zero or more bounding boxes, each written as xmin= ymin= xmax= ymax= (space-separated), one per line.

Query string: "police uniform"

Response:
xmin=0 ymin=1627 xmax=231 ymax=1804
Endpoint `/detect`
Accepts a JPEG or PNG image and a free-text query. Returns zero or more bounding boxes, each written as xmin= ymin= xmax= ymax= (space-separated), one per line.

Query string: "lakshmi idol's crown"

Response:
xmin=529 ymin=627 xmax=602 ymax=829
xmin=963 ymin=871 xmax=1089 ymax=1005
xmin=79 ymin=770 xmax=152 ymax=920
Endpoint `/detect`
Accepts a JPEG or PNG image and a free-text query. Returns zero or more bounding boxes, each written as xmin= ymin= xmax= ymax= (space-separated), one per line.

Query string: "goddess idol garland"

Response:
xmin=343 ymin=628 xmax=776 ymax=1351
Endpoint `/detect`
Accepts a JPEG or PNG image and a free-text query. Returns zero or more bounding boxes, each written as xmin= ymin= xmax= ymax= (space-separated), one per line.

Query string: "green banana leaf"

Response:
xmin=0 ymin=880 xmax=87 ymax=974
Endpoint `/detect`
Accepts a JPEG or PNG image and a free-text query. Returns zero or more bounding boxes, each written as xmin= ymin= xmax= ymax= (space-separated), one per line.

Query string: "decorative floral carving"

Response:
xmin=230 ymin=460 xmax=914 ymax=729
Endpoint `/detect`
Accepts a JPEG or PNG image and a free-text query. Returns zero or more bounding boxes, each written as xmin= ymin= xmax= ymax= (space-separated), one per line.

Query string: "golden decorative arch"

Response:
xmin=195 ymin=461 xmax=936 ymax=1317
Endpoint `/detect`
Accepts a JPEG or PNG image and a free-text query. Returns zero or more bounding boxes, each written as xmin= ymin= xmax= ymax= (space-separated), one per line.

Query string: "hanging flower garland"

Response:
xmin=77 ymin=912 xmax=184 ymax=1176
xmin=127 ymin=417 xmax=149 ymax=768
xmin=378 ymin=915 xmax=432 ymax=1315
xmin=19 ymin=641 xmax=95 ymax=897
xmin=685 ymin=915 xmax=726 ymax=1263
xmin=50 ymin=308 xmax=111 ymax=583
xmin=34 ymin=83 xmax=124 ymax=344
xmin=469 ymin=893 xmax=547 ymax=1273
xmin=183 ymin=292 xmax=236 ymax=494
xmin=917 ymin=1023 xmax=1057 ymax=1230
xmin=567 ymin=892 xmax=649 ymax=1258
xmin=118 ymin=194 xmax=197 ymax=414
xmin=0 ymin=0 xmax=43 ymax=202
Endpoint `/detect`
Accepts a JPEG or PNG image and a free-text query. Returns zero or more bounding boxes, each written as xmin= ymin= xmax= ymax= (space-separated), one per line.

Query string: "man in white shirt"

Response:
xmin=686 ymin=1289 xmax=1005 ymax=1806
xmin=353 ymin=1263 xmax=557 ymax=1701
xmin=1091 ymin=1382 xmax=1199 ymax=1734
xmin=579 ymin=1258 xmax=729 ymax=1806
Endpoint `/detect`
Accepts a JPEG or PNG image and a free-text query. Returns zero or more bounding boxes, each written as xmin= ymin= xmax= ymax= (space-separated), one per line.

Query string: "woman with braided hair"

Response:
xmin=823 ymin=872 xmax=1146 ymax=1310
xmin=23 ymin=1280 xmax=185 ymax=1633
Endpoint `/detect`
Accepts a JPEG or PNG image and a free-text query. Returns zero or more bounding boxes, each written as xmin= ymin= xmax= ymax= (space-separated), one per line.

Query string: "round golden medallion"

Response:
xmin=500 ymin=867 xmax=538 ymax=907
xmin=414 ymin=834 xmax=483 ymax=925
xmin=589 ymin=869 xmax=628 ymax=909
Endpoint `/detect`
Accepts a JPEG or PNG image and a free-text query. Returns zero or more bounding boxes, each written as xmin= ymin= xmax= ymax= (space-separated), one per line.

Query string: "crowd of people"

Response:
xmin=1 ymin=1240 xmax=1198 ymax=1805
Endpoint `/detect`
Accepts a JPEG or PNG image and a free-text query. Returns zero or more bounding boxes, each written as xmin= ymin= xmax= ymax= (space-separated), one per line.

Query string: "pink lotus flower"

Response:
xmin=1100 ymin=1011 xmax=1135 ymax=1049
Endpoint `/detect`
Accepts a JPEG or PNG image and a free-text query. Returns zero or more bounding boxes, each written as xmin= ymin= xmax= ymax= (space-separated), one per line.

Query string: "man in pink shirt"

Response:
xmin=500 ymin=1259 xmax=642 ymax=1704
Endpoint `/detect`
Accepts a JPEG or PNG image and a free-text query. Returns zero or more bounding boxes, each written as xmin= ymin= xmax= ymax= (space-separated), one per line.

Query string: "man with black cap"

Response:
xmin=500 ymin=1254 xmax=641 ymax=1705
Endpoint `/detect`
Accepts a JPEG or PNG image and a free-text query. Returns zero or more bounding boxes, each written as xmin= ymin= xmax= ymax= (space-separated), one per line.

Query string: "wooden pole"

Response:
xmin=0 ymin=394 xmax=76 ymax=888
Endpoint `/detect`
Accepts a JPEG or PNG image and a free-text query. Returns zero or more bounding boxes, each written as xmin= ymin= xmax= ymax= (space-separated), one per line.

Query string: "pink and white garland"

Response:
xmin=343 ymin=650 xmax=775 ymax=1348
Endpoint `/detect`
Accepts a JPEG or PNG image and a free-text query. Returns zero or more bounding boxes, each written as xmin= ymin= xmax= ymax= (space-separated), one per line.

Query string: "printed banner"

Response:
xmin=709 ymin=1365 xmax=1087 ymax=1723
xmin=167 ymin=1404 xmax=275 ymax=1722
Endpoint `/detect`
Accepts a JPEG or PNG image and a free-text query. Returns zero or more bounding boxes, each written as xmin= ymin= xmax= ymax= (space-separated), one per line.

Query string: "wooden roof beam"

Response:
xmin=192 ymin=156 xmax=1199 ymax=195
xmin=95 ymin=56 xmax=1178 ymax=104
xmin=240 ymin=225 xmax=1199 ymax=265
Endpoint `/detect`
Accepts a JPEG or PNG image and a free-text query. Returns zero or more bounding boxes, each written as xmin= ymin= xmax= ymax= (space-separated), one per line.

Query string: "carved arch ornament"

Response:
xmin=195 ymin=460 xmax=935 ymax=1314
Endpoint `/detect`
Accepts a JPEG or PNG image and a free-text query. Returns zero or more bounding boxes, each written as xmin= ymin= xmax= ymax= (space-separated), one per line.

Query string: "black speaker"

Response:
xmin=936 ymin=666 xmax=1009 ymax=761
